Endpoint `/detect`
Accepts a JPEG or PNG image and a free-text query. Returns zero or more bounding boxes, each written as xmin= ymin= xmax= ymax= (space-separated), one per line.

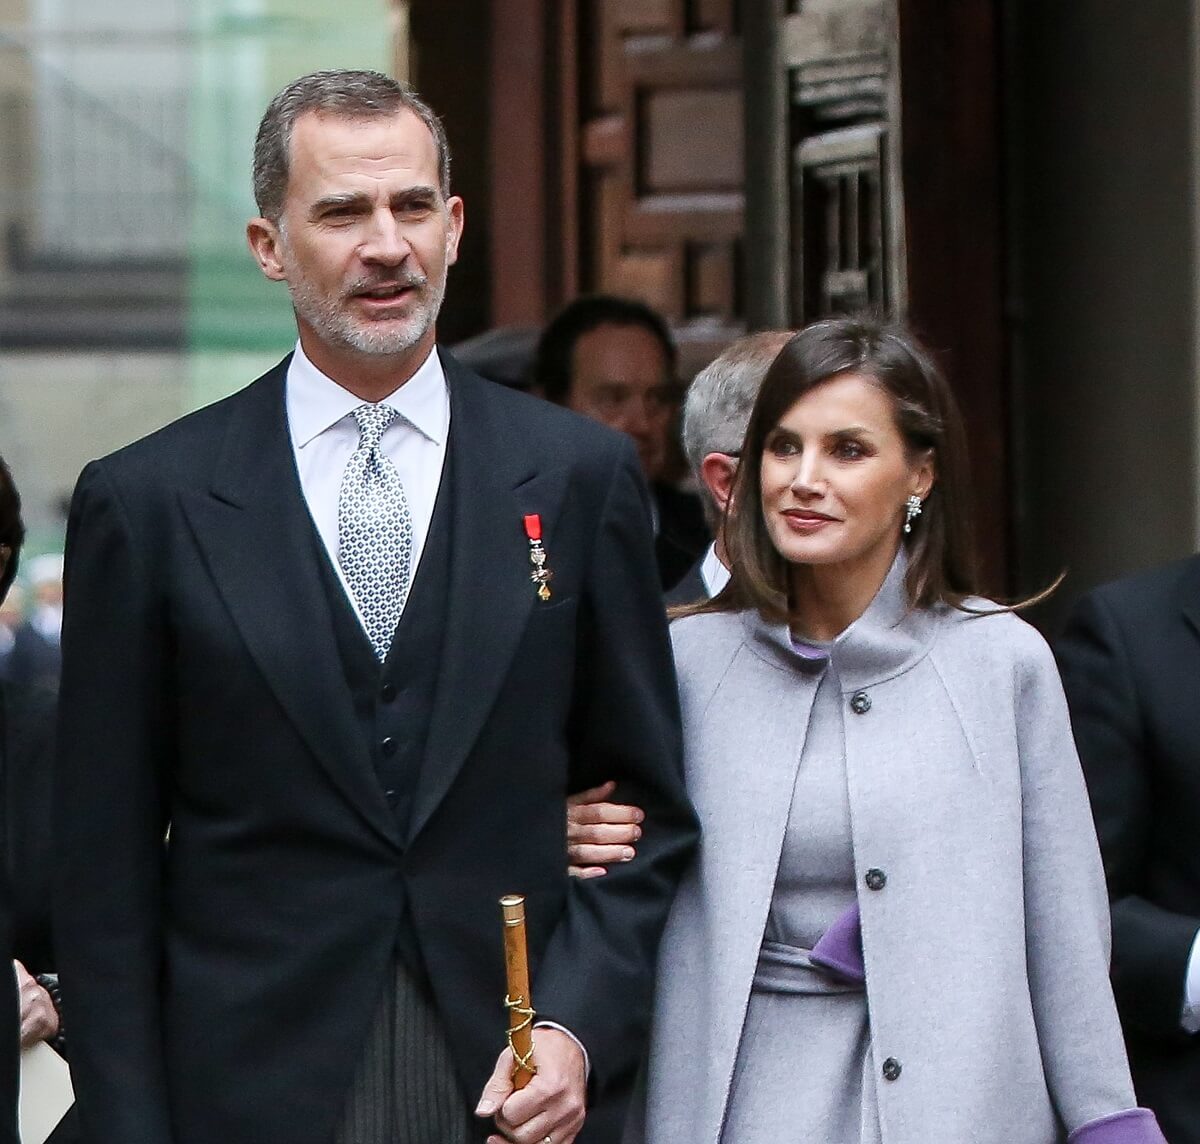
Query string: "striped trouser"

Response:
xmin=334 ymin=959 xmax=473 ymax=1144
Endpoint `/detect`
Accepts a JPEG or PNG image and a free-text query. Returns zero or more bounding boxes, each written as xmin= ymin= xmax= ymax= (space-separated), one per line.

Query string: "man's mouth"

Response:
xmin=348 ymin=272 xmax=429 ymax=304
xmin=355 ymin=283 xmax=413 ymax=300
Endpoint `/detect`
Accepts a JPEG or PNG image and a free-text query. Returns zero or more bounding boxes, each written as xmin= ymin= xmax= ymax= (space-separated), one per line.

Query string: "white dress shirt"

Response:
xmin=700 ymin=542 xmax=730 ymax=598
xmin=285 ymin=341 xmax=450 ymax=625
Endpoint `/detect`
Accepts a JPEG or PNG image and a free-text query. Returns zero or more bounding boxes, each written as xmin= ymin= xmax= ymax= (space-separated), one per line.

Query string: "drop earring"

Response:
xmin=903 ymin=494 xmax=923 ymax=534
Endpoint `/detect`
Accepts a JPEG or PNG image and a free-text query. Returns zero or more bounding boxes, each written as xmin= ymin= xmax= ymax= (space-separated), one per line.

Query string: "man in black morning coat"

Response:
xmin=54 ymin=70 xmax=696 ymax=1144
xmin=1057 ymin=556 xmax=1200 ymax=1143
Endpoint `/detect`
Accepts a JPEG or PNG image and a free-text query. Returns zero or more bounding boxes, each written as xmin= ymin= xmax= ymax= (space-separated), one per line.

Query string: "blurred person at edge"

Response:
xmin=0 ymin=583 xmax=23 ymax=682
xmin=606 ymin=317 xmax=1162 ymax=1143
xmin=53 ymin=69 xmax=695 ymax=1144
xmin=0 ymin=457 xmax=71 ymax=1144
xmin=534 ymin=296 xmax=709 ymax=591
xmin=570 ymin=331 xmax=792 ymax=879
xmin=1056 ymin=557 xmax=1200 ymax=1143
xmin=8 ymin=553 xmax=64 ymax=693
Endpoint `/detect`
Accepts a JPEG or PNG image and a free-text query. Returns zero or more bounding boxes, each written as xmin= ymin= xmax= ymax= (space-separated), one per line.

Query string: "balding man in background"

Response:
xmin=664 ymin=331 xmax=792 ymax=607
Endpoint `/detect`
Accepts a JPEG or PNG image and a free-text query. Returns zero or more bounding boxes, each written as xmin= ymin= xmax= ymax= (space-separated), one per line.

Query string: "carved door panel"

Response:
xmin=781 ymin=0 xmax=901 ymax=323
xmin=565 ymin=0 xmax=744 ymax=372
xmin=785 ymin=0 xmax=903 ymax=323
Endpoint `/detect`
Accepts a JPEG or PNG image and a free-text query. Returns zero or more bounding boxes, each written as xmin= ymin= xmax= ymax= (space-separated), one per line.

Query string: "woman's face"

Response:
xmin=759 ymin=371 xmax=933 ymax=580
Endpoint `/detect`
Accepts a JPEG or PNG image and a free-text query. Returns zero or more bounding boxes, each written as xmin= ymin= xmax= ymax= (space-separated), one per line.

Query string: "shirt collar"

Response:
xmin=700 ymin=542 xmax=730 ymax=597
xmin=285 ymin=340 xmax=450 ymax=449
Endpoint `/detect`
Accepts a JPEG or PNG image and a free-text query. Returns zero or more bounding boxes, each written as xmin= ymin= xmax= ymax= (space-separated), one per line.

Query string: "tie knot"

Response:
xmin=352 ymin=403 xmax=399 ymax=451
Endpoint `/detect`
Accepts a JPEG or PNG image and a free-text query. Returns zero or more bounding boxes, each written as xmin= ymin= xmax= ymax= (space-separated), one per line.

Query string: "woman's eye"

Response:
xmin=769 ymin=437 xmax=799 ymax=457
xmin=834 ymin=440 xmax=866 ymax=460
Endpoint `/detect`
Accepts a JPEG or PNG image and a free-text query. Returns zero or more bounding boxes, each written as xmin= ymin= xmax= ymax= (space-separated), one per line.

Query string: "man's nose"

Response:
xmin=623 ymin=396 xmax=655 ymax=440
xmin=361 ymin=212 xmax=410 ymax=265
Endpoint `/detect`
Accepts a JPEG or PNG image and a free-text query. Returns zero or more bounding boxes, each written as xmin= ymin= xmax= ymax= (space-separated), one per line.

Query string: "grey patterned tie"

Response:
xmin=338 ymin=403 xmax=414 ymax=661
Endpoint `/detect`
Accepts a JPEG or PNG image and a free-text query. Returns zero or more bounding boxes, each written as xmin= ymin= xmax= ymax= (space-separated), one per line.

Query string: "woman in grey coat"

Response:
xmin=618 ymin=318 xmax=1164 ymax=1144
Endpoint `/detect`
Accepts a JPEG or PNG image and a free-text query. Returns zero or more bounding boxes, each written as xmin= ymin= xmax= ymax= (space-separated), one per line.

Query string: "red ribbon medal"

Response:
xmin=523 ymin=514 xmax=553 ymax=601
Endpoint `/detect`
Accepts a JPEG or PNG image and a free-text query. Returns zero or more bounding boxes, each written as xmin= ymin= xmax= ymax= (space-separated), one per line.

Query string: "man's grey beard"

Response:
xmin=286 ymin=269 xmax=446 ymax=357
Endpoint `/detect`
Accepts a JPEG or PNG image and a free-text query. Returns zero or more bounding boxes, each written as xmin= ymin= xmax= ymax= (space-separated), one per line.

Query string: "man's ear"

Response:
xmin=246 ymin=217 xmax=287 ymax=282
xmin=445 ymin=196 xmax=465 ymax=267
xmin=700 ymin=452 xmax=740 ymax=514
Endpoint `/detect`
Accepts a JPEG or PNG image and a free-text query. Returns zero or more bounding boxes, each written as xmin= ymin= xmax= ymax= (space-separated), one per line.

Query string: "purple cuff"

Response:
xmin=809 ymin=902 xmax=865 ymax=985
xmin=1067 ymin=1109 xmax=1166 ymax=1144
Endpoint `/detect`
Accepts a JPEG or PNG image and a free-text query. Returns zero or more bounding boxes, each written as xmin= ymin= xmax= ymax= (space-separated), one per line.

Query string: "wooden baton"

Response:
xmin=500 ymin=894 xmax=537 ymax=1090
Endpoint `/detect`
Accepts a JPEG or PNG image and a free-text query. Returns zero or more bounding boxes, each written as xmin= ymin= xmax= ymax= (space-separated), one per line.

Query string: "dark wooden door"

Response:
xmin=744 ymin=0 xmax=1007 ymax=589
xmin=566 ymin=0 xmax=746 ymax=374
xmin=486 ymin=0 xmax=746 ymax=376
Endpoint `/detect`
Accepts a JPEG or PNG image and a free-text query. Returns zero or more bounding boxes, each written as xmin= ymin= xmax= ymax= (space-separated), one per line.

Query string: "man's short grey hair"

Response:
xmin=252 ymin=69 xmax=451 ymax=221
xmin=682 ymin=331 xmax=794 ymax=473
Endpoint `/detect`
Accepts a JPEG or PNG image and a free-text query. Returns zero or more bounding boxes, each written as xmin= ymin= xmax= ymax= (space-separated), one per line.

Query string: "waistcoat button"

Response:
xmin=850 ymin=690 xmax=871 ymax=714
xmin=380 ymin=737 xmax=398 ymax=757
xmin=864 ymin=867 xmax=887 ymax=891
xmin=380 ymin=683 xmax=397 ymax=703
xmin=882 ymin=1057 xmax=902 ymax=1081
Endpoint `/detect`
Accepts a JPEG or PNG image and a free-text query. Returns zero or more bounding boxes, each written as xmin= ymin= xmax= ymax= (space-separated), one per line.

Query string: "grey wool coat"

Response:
xmin=629 ymin=558 xmax=1156 ymax=1144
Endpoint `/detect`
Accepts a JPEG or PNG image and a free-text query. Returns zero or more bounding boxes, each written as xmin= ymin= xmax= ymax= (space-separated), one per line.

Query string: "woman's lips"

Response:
xmin=781 ymin=509 xmax=837 ymax=532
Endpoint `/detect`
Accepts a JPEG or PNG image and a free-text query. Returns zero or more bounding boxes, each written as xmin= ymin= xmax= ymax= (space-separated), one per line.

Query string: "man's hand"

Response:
xmin=566 ymin=780 xmax=644 ymax=878
xmin=14 ymin=960 xmax=58 ymax=1049
xmin=475 ymin=1028 xmax=587 ymax=1144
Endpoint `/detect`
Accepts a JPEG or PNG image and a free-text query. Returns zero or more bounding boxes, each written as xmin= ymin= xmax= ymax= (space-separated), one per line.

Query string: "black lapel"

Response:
xmin=407 ymin=353 xmax=567 ymax=842
xmin=179 ymin=360 xmax=399 ymax=849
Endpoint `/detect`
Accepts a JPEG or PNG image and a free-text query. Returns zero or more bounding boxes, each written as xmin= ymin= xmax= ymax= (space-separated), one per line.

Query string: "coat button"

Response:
xmin=380 ymin=683 xmax=397 ymax=703
xmin=380 ymin=737 xmax=398 ymax=757
xmin=864 ymin=867 xmax=887 ymax=891
xmin=850 ymin=690 xmax=871 ymax=714
xmin=882 ymin=1057 xmax=902 ymax=1081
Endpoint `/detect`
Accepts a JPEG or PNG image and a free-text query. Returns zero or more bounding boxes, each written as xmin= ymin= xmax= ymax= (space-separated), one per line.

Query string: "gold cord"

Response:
xmin=504 ymin=994 xmax=538 ymax=1076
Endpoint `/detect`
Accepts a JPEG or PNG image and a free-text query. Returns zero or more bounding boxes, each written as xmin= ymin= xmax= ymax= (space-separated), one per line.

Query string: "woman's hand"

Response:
xmin=566 ymin=781 xmax=644 ymax=878
xmin=14 ymin=960 xmax=58 ymax=1049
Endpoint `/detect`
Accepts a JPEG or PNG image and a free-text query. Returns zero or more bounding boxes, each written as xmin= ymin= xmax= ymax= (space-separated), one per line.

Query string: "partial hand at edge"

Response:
xmin=566 ymin=780 xmax=644 ymax=878
xmin=14 ymin=960 xmax=58 ymax=1049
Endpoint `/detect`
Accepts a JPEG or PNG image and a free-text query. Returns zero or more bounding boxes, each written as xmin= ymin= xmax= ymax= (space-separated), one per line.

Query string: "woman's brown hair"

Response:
xmin=694 ymin=314 xmax=979 ymax=624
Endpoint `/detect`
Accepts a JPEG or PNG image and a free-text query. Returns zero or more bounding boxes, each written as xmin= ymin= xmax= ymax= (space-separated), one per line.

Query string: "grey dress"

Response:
xmin=719 ymin=655 xmax=880 ymax=1144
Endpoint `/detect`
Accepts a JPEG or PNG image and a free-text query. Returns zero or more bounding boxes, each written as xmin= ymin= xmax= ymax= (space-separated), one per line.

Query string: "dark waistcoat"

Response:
xmin=315 ymin=450 xmax=455 ymax=972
